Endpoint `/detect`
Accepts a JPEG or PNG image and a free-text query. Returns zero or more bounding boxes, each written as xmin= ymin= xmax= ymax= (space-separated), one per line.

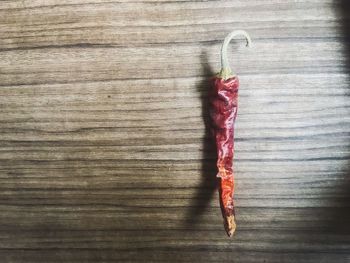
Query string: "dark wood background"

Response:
xmin=1 ymin=0 xmax=350 ymax=262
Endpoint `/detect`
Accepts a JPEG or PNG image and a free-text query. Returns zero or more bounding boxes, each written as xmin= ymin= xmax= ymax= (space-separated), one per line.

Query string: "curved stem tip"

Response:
xmin=220 ymin=30 xmax=252 ymax=79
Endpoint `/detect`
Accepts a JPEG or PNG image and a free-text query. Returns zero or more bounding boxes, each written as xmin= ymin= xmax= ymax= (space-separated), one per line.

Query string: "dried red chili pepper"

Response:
xmin=209 ymin=30 xmax=251 ymax=237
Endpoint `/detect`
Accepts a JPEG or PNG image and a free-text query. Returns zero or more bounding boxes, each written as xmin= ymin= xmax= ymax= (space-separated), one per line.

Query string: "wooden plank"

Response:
xmin=0 ymin=0 xmax=349 ymax=262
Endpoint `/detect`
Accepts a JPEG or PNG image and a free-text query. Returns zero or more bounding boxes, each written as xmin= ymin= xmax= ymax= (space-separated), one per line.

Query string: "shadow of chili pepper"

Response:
xmin=183 ymin=51 xmax=218 ymax=228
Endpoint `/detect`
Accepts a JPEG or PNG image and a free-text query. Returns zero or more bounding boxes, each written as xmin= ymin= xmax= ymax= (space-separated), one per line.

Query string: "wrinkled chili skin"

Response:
xmin=209 ymin=76 xmax=239 ymax=217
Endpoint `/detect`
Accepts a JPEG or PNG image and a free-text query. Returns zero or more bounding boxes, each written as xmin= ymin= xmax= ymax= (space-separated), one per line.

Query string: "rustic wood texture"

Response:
xmin=1 ymin=0 xmax=350 ymax=262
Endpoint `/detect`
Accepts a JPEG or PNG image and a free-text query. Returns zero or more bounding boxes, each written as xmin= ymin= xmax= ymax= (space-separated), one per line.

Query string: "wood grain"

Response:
xmin=1 ymin=0 xmax=350 ymax=262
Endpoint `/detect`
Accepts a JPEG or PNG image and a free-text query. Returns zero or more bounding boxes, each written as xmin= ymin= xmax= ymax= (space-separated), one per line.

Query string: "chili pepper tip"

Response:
xmin=224 ymin=215 xmax=236 ymax=237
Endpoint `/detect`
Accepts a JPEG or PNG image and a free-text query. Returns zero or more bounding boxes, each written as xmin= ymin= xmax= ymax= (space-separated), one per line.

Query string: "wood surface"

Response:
xmin=1 ymin=0 xmax=350 ymax=262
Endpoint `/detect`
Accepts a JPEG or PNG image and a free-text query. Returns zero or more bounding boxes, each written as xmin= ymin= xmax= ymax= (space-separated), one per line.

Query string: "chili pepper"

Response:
xmin=209 ymin=30 xmax=251 ymax=237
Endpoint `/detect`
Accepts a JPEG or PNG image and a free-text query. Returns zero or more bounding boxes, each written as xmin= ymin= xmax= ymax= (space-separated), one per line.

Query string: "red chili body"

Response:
xmin=209 ymin=76 xmax=239 ymax=236
xmin=207 ymin=29 xmax=250 ymax=236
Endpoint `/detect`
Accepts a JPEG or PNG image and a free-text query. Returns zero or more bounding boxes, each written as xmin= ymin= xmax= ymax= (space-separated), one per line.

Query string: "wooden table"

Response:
xmin=1 ymin=0 xmax=349 ymax=262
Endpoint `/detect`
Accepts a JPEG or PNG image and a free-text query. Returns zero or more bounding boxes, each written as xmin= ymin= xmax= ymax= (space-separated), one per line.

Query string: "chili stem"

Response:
xmin=220 ymin=30 xmax=252 ymax=79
